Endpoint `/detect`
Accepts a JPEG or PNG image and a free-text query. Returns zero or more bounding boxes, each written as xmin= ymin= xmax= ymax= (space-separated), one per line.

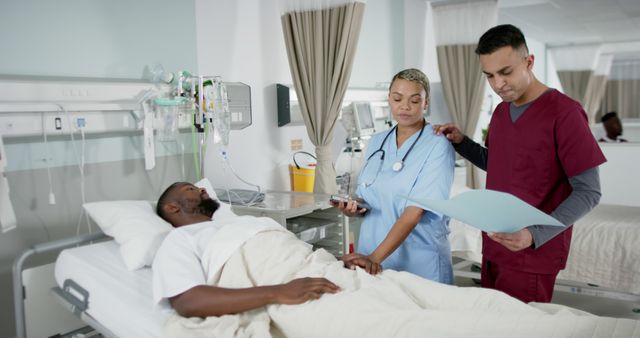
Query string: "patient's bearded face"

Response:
xmin=178 ymin=185 xmax=220 ymax=218
xmin=198 ymin=197 xmax=220 ymax=218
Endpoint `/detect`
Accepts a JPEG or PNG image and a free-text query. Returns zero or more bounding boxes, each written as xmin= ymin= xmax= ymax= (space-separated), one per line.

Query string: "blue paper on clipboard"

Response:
xmin=403 ymin=189 xmax=564 ymax=233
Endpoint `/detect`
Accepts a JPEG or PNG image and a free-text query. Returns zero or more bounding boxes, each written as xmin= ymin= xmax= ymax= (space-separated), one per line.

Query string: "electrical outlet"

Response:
xmin=290 ymin=139 xmax=302 ymax=151
xmin=76 ymin=117 xmax=86 ymax=128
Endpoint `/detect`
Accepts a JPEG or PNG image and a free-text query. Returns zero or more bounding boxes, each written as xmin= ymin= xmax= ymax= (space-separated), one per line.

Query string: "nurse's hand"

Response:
xmin=487 ymin=229 xmax=533 ymax=252
xmin=330 ymin=198 xmax=368 ymax=217
xmin=340 ymin=253 xmax=382 ymax=275
xmin=432 ymin=123 xmax=465 ymax=144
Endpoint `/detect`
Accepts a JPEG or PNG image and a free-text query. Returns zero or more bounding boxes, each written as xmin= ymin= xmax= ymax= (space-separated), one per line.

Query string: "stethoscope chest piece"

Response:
xmin=362 ymin=119 xmax=426 ymax=186
xmin=392 ymin=161 xmax=404 ymax=172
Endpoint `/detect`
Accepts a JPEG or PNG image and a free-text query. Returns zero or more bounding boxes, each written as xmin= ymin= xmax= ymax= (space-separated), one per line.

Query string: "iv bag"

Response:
xmin=209 ymin=77 xmax=231 ymax=146
xmin=154 ymin=97 xmax=187 ymax=142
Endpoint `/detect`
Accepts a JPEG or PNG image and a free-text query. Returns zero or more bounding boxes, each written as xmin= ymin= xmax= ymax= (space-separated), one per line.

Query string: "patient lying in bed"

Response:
xmin=153 ymin=182 xmax=379 ymax=317
xmin=153 ymin=182 xmax=640 ymax=338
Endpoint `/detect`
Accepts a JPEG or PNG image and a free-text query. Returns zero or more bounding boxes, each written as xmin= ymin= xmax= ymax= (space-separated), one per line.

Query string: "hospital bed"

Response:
xmin=13 ymin=188 xmax=346 ymax=338
xmin=13 ymin=232 xmax=166 ymax=338
xmin=14 ymin=215 xmax=640 ymax=337
xmin=449 ymin=203 xmax=640 ymax=309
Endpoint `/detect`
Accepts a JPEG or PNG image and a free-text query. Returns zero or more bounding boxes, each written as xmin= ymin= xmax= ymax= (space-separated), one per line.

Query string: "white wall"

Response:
xmin=196 ymin=0 xmax=403 ymax=192
xmin=598 ymin=144 xmax=640 ymax=206
xmin=351 ymin=0 xmax=405 ymax=87
xmin=195 ymin=0 xmax=308 ymax=191
xmin=0 ymin=0 xmax=196 ymax=78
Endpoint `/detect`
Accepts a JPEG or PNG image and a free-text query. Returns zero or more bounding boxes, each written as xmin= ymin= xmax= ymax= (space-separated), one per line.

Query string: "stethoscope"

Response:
xmin=361 ymin=119 xmax=426 ymax=187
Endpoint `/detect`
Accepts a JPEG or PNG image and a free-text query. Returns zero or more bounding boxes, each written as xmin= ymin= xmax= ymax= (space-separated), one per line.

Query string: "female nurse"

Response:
xmin=333 ymin=68 xmax=455 ymax=284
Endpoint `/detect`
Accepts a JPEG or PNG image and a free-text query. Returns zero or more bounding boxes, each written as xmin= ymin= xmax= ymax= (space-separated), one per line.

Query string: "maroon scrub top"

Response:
xmin=484 ymin=89 xmax=606 ymax=274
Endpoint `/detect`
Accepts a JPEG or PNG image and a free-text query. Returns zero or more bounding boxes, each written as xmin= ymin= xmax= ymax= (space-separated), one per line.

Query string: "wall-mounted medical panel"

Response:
xmin=0 ymin=76 xmax=170 ymax=108
xmin=0 ymin=76 xmax=165 ymax=138
xmin=0 ymin=76 xmax=251 ymax=136
xmin=0 ymin=110 xmax=196 ymax=138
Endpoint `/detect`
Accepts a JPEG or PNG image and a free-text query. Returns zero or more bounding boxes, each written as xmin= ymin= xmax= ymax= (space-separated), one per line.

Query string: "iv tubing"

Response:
xmin=191 ymin=123 xmax=201 ymax=180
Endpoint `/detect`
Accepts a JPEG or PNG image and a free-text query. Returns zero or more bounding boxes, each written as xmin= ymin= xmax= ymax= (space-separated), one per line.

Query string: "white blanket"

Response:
xmin=164 ymin=231 xmax=640 ymax=338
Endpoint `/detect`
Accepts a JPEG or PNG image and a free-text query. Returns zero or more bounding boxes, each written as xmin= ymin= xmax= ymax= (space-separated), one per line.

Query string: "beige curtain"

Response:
xmin=598 ymin=79 xmax=640 ymax=120
xmin=281 ymin=2 xmax=365 ymax=194
xmin=436 ymin=44 xmax=486 ymax=188
xmin=583 ymin=74 xmax=608 ymax=120
xmin=558 ymin=70 xmax=611 ymax=124
xmin=557 ymin=70 xmax=593 ymax=106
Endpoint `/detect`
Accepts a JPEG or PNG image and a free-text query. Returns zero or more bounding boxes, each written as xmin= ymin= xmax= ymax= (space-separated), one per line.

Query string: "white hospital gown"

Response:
xmin=152 ymin=217 xmax=283 ymax=311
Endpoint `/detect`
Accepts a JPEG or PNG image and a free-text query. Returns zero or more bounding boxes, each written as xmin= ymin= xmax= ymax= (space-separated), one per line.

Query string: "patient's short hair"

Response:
xmin=601 ymin=111 xmax=618 ymax=123
xmin=476 ymin=24 xmax=529 ymax=56
xmin=157 ymin=182 xmax=189 ymax=221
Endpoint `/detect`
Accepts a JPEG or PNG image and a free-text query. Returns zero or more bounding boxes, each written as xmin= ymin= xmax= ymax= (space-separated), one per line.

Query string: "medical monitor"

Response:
xmin=352 ymin=102 xmax=375 ymax=137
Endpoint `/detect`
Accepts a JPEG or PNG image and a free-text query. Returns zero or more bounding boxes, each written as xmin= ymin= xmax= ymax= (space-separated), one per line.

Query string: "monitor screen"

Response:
xmin=354 ymin=102 xmax=375 ymax=132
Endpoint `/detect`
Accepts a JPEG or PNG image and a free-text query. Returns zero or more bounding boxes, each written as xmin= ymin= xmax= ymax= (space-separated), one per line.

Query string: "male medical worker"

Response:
xmin=333 ymin=68 xmax=456 ymax=284
xmin=435 ymin=24 xmax=606 ymax=302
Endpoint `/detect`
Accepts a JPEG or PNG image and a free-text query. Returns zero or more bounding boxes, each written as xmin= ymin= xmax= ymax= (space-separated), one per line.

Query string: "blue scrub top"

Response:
xmin=356 ymin=123 xmax=455 ymax=283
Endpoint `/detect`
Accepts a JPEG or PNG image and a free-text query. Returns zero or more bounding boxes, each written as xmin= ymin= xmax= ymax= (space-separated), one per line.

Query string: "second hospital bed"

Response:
xmin=450 ymin=203 xmax=640 ymax=305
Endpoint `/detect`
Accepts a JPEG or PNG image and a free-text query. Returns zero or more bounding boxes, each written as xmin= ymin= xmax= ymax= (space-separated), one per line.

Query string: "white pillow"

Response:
xmin=194 ymin=178 xmax=238 ymax=221
xmin=83 ymin=200 xmax=172 ymax=271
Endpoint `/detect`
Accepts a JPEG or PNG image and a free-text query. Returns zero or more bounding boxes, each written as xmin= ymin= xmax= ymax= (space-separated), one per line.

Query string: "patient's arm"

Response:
xmin=169 ymin=277 xmax=340 ymax=318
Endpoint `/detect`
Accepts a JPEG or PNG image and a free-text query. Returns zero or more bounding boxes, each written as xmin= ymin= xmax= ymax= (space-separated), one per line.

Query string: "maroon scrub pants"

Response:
xmin=481 ymin=258 xmax=559 ymax=303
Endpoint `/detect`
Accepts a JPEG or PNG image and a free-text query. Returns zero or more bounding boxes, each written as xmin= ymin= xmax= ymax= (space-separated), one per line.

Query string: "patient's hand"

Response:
xmin=340 ymin=253 xmax=382 ymax=275
xmin=274 ymin=277 xmax=340 ymax=305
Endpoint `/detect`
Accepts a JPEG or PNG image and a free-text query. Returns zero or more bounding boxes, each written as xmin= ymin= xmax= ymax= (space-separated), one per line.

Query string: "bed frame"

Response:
xmin=12 ymin=232 xmax=110 ymax=338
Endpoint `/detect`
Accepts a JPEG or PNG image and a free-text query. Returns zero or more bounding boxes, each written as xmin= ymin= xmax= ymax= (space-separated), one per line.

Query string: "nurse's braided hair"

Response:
xmin=390 ymin=68 xmax=430 ymax=100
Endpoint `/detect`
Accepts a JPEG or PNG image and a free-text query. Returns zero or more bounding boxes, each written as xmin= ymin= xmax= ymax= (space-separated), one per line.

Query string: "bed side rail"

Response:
xmin=51 ymin=279 xmax=90 ymax=315
xmin=50 ymin=284 xmax=119 ymax=338
xmin=12 ymin=231 xmax=107 ymax=338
